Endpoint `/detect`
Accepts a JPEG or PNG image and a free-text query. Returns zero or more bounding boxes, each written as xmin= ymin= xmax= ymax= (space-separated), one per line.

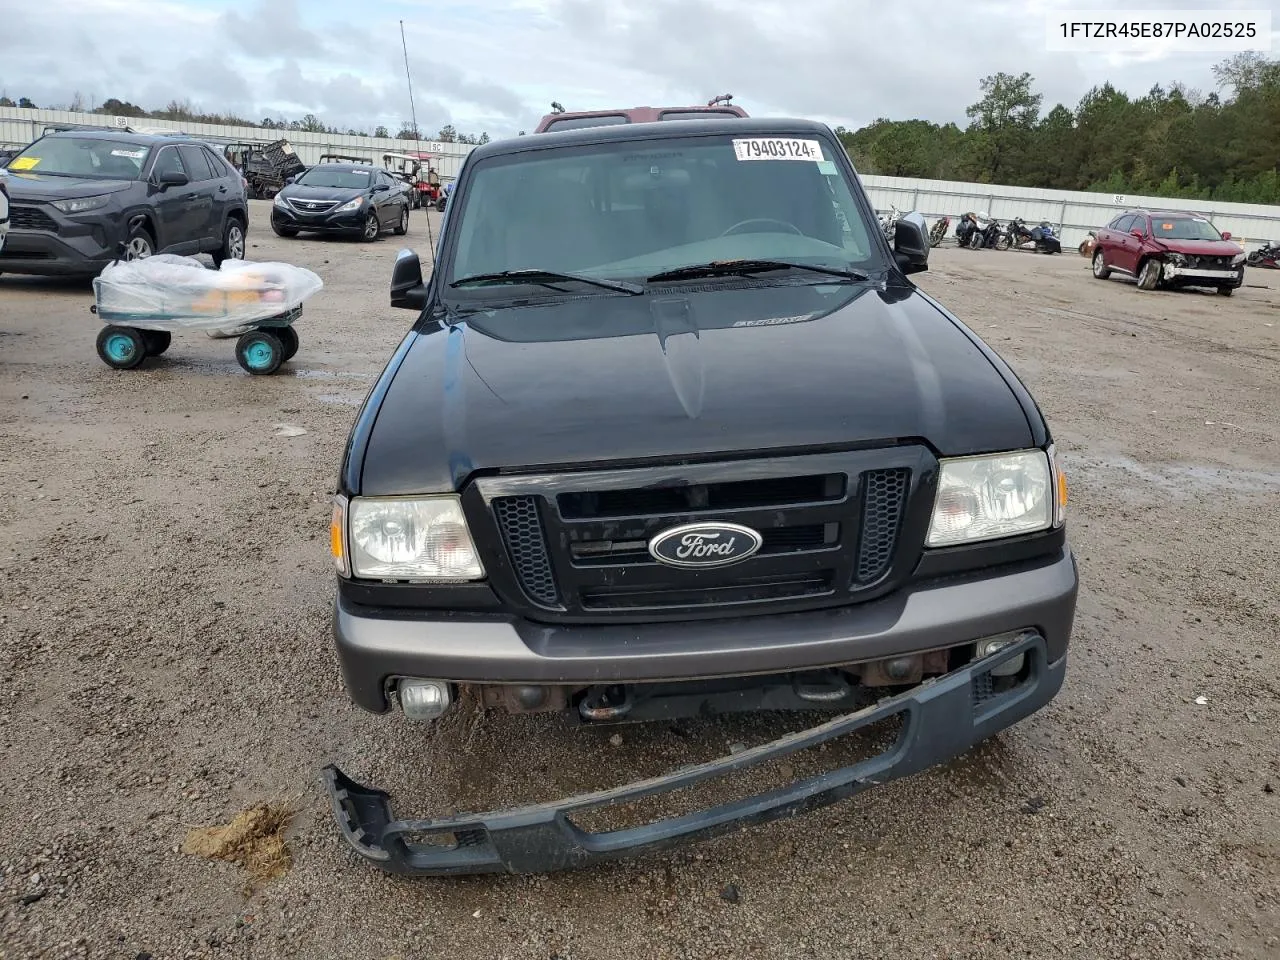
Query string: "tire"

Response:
xmin=967 ymin=231 xmax=983 ymax=250
xmin=96 ymin=326 xmax=147 ymax=370
xmin=235 ymin=330 xmax=284 ymax=375
xmin=122 ymin=224 xmax=154 ymax=262
xmin=393 ymin=205 xmax=409 ymax=236
xmin=276 ymin=325 xmax=299 ymax=361
xmin=271 ymin=220 xmax=298 ymax=238
xmin=995 ymin=234 xmax=1011 ymax=252
xmin=1091 ymin=249 xmax=1111 ymax=280
xmin=1216 ymin=285 xmax=1234 ymax=297
xmin=1137 ymin=258 xmax=1162 ymax=291
xmin=212 ymin=217 xmax=246 ymax=267
xmin=140 ymin=330 xmax=171 ymax=356
xmin=435 ymin=196 xmax=447 ymax=213
xmin=361 ymin=211 xmax=379 ymax=242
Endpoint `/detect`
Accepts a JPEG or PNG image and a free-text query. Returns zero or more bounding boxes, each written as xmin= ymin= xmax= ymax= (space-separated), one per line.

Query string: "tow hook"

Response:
xmin=579 ymin=684 xmax=634 ymax=721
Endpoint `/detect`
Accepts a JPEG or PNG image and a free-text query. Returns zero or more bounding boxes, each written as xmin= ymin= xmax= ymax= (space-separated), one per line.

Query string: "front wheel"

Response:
xmin=236 ymin=330 xmax=284 ymax=375
xmin=140 ymin=330 xmax=172 ymax=356
xmin=1137 ymin=258 xmax=1162 ymax=291
xmin=96 ymin=326 xmax=148 ymax=370
xmin=1091 ymin=249 xmax=1111 ymax=280
xmin=1216 ymin=285 xmax=1234 ymax=297
xmin=361 ymin=211 xmax=379 ymax=242
xmin=276 ymin=325 xmax=299 ymax=361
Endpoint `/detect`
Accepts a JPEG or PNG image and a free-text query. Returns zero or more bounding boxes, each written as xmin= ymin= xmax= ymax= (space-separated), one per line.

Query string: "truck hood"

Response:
xmin=358 ymin=281 xmax=1035 ymax=495
xmin=6 ymin=173 xmax=136 ymax=201
xmin=1154 ymin=238 xmax=1243 ymax=257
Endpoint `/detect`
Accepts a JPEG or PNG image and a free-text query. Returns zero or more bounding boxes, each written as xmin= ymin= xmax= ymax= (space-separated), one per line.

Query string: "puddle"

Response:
xmin=1070 ymin=453 xmax=1280 ymax=499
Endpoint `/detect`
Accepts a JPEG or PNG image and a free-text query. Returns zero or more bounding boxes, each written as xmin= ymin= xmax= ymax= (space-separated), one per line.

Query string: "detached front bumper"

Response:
xmin=325 ymin=630 xmax=1065 ymax=876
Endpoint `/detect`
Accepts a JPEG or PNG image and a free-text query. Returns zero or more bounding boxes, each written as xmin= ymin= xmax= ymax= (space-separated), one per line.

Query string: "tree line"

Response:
xmin=834 ymin=53 xmax=1280 ymax=205
xmin=0 ymin=93 xmax=490 ymax=145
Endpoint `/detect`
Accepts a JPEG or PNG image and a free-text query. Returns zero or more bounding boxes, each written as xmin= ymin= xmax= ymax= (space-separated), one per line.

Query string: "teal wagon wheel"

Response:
xmin=95 ymin=326 xmax=148 ymax=370
xmin=235 ymin=329 xmax=284 ymax=375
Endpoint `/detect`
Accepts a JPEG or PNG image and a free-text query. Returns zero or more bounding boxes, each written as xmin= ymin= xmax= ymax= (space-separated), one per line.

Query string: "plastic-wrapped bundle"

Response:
xmin=93 ymin=255 xmax=323 ymax=333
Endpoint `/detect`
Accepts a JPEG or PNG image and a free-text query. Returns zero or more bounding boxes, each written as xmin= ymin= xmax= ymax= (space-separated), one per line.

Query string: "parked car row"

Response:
xmin=0 ymin=129 xmax=427 ymax=279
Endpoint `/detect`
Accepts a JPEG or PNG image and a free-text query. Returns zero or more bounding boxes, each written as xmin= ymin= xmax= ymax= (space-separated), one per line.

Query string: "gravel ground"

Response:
xmin=1 ymin=203 xmax=1277 ymax=960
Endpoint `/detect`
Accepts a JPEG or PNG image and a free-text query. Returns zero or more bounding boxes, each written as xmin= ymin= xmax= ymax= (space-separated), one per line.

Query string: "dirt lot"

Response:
xmin=1 ymin=202 xmax=1277 ymax=960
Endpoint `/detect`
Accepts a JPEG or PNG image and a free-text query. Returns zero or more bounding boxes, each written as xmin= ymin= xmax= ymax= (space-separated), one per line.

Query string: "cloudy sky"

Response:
xmin=0 ymin=0 xmax=1275 ymax=138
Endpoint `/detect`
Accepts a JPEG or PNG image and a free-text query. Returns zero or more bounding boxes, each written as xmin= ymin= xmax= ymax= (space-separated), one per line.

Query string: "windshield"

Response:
xmin=1151 ymin=217 xmax=1224 ymax=241
xmin=296 ymin=167 xmax=373 ymax=189
xmin=445 ymin=133 xmax=878 ymax=294
xmin=8 ymin=137 xmax=149 ymax=178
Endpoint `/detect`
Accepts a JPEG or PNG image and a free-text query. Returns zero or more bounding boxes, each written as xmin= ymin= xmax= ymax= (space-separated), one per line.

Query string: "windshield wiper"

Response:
xmin=646 ymin=259 xmax=870 ymax=283
xmin=450 ymin=269 xmax=643 ymax=295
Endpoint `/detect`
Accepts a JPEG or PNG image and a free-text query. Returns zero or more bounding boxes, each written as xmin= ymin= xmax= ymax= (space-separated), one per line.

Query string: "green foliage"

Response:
xmin=840 ymin=57 xmax=1280 ymax=204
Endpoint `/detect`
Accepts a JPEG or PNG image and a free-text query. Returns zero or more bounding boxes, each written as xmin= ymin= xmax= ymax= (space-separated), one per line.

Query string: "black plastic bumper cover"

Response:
xmin=323 ymin=633 xmax=1065 ymax=876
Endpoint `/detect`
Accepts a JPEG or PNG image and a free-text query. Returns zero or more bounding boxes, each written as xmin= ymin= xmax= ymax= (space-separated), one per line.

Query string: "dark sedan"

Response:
xmin=271 ymin=164 xmax=409 ymax=241
xmin=0 ymin=131 xmax=248 ymax=278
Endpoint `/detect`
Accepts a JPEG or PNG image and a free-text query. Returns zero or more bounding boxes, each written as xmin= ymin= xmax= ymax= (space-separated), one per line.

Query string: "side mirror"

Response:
xmin=157 ymin=169 xmax=189 ymax=187
xmin=892 ymin=211 xmax=929 ymax=275
xmin=390 ymin=248 xmax=428 ymax=311
xmin=372 ymin=183 xmax=390 ymax=193
xmin=1220 ymin=231 xmax=1231 ymax=240
xmin=285 ymin=175 xmax=297 ymax=185
xmin=1129 ymin=228 xmax=1144 ymax=239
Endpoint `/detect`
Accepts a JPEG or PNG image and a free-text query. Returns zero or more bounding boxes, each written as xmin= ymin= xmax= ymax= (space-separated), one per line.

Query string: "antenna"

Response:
xmin=400 ymin=20 xmax=420 ymax=141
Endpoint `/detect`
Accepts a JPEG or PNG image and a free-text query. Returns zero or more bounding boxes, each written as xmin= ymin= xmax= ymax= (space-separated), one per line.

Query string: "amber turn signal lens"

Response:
xmin=330 ymin=499 xmax=349 ymax=576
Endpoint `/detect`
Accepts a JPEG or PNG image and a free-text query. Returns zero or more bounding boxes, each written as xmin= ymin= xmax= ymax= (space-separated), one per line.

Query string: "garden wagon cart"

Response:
xmin=91 ymin=254 xmax=322 ymax=375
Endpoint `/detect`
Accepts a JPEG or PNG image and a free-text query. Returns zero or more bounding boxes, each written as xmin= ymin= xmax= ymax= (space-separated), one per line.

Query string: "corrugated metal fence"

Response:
xmin=860 ymin=174 xmax=1280 ymax=253
xmin=0 ymin=107 xmax=476 ymax=179
xmin=5 ymin=107 xmax=1278 ymax=250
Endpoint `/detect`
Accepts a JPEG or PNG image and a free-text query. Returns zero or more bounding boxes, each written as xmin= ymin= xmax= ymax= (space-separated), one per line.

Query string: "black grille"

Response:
xmin=493 ymin=496 xmax=559 ymax=606
xmin=854 ymin=468 xmax=910 ymax=584
xmin=1186 ymin=254 xmax=1233 ymax=269
xmin=10 ymin=205 xmax=57 ymax=232
xmin=484 ymin=451 xmax=922 ymax=622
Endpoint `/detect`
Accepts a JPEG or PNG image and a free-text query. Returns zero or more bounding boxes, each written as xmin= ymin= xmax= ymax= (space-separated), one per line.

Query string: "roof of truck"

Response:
xmin=472 ymin=117 xmax=829 ymax=161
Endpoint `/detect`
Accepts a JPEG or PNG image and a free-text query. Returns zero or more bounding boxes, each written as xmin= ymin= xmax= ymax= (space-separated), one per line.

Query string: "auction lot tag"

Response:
xmin=732 ymin=138 xmax=824 ymax=161
xmin=9 ymin=157 xmax=39 ymax=170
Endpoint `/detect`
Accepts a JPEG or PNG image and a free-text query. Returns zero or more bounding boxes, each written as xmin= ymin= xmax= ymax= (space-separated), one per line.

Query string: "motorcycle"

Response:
xmin=959 ymin=212 xmax=1007 ymax=250
xmin=1007 ymin=217 xmax=1062 ymax=254
xmin=1246 ymin=240 xmax=1279 ymax=269
xmin=877 ymin=205 xmax=903 ymax=243
xmin=928 ymin=216 xmax=950 ymax=247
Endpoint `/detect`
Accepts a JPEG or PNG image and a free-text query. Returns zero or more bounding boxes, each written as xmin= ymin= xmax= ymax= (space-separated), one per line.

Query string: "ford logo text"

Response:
xmin=648 ymin=522 xmax=764 ymax=569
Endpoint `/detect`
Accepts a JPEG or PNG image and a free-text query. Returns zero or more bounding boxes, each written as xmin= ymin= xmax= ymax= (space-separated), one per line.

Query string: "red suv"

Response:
xmin=534 ymin=97 xmax=748 ymax=133
xmin=1090 ymin=209 xmax=1245 ymax=296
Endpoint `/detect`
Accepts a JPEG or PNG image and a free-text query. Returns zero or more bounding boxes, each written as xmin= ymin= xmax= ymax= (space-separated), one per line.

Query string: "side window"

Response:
xmin=178 ymin=145 xmax=215 ymax=181
xmin=1111 ymin=214 xmax=1133 ymax=233
xmin=151 ymin=146 xmax=188 ymax=180
xmin=202 ymin=148 xmax=232 ymax=179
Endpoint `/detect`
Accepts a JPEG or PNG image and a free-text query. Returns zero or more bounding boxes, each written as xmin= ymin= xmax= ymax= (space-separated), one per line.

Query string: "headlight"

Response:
xmin=51 ymin=194 xmax=110 ymax=214
xmin=273 ymin=194 xmax=288 ymax=209
xmin=926 ymin=450 xmax=1053 ymax=547
xmin=336 ymin=196 xmax=364 ymax=212
xmin=1231 ymin=253 xmax=1245 ymax=266
xmin=346 ymin=495 xmax=484 ymax=580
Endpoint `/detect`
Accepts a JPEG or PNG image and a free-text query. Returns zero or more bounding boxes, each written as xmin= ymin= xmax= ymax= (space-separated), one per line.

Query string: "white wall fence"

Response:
xmin=860 ymin=174 xmax=1280 ymax=253
xmin=0 ymin=107 xmax=477 ymax=178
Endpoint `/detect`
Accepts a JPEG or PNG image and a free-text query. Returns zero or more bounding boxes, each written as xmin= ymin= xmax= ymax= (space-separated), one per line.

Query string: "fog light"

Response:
xmin=883 ymin=657 xmax=916 ymax=681
xmin=974 ymin=632 xmax=1032 ymax=677
xmin=398 ymin=679 xmax=452 ymax=720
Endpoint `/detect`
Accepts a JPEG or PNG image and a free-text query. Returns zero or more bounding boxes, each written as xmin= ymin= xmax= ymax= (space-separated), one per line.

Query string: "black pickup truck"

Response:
xmin=324 ymin=118 xmax=1078 ymax=876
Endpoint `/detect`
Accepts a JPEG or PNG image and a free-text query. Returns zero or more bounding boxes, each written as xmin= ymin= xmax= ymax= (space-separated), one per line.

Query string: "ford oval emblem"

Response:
xmin=648 ymin=521 xmax=763 ymax=569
